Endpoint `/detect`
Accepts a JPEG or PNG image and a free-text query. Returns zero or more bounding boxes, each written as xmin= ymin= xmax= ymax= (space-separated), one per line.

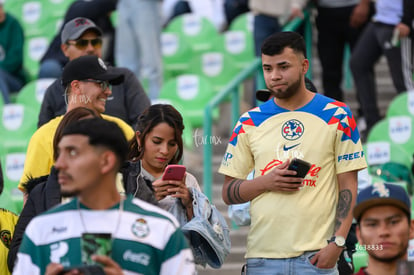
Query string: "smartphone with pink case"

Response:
xmin=162 ymin=165 xmax=186 ymax=181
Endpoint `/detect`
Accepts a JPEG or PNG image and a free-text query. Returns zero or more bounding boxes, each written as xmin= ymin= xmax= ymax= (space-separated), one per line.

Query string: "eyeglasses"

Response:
xmin=66 ymin=38 xmax=103 ymax=50
xmin=81 ymin=79 xmax=111 ymax=91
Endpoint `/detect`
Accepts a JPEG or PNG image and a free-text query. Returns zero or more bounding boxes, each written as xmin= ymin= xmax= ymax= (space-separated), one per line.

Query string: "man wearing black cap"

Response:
xmin=38 ymin=17 xmax=150 ymax=128
xmin=19 ymin=55 xmax=135 ymax=195
xmin=353 ymin=182 xmax=414 ymax=275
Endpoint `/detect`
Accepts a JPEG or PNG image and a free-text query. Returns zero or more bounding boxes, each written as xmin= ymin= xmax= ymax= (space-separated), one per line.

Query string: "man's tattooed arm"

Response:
xmin=334 ymin=189 xmax=352 ymax=232
xmin=226 ymin=179 xmax=245 ymax=204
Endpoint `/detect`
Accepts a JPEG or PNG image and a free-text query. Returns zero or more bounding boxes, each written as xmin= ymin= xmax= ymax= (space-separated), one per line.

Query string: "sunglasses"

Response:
xmin=66 ymin=38 xmax=103 ymax=50
xmin=81 ymin=79 xmax=111 ymax=91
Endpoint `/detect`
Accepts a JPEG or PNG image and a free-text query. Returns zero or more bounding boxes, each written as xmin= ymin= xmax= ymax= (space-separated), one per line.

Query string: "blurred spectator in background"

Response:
xmin=38 ymin=0 xmax=118 ymax=79
xmin=164 ymin=0 xmax=191 ymax=25
xmin=0 ymin=160 xmax=19 ymax=275
xmin=249 ymin=0 xmax=306 ymax=57
xmin=350 ymin=0 xmax=414 ymax=134
xmin=0 ymin=0 xmax=26 ymax=104
xmin=38 ymin=17 xmax=150 ymax=128
xmin=116 ymin=0 xmax=163 ymax=100
xmin=224 ymin=0 xmax=249 ymax=28
xmin=163 ymin=0 xmax=226 ymax=31
xmin=314 ymin=0 xmax=372 ymax=103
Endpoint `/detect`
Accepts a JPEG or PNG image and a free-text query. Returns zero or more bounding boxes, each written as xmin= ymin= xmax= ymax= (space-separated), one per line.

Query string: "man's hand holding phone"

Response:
xmin=286 ymin=158 xmax=311 ymax=179
xmin=261 ymin=158 xmax=311 ymax=193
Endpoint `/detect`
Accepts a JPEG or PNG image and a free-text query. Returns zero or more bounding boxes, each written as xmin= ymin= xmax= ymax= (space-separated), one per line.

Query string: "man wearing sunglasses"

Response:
xmin=38 ymin=0 xmax=117 ymax=78
xmin=19 ymin=55 xmax=135 ymax=196
xmin=38 ymin=17 xmax=150 ymax=128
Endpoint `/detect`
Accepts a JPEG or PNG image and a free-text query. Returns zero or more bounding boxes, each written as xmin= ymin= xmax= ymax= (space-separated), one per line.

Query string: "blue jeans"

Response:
xmin=253 ymin=14 xmax=282 ymax=56
xmin=0 ymin=68 xmax=24 ymax=104
xmin=116 ymin=0 xmax=163 ymax=100
xmin=38 ymin=59 xmax=63 ymax=79
xmin=245 ymin=251 xmax=339 ymax=275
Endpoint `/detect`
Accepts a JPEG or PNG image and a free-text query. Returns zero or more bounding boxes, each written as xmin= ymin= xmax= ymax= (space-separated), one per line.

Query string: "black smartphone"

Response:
xmin=286 ymin=158 xmax=311 ymax=178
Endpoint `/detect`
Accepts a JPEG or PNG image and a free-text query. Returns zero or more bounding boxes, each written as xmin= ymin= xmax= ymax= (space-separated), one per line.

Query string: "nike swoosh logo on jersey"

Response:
xmin=283 ymin=144 xmax=300 ymax=151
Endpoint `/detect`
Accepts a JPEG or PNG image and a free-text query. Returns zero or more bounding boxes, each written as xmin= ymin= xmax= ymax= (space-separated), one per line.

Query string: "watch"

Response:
xmin=328 ymin=236 xmax=346 ymax=248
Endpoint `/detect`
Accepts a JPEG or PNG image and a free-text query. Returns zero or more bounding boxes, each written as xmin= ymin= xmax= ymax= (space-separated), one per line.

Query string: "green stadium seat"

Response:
xmin=0 ymin=104 xmax=39 ymax=149
xmin=158 ymin=74 xmax=218 ymax=128
xmin=386 ymin=91 xmax=414 ymax=118
xmin=367 ymin=116 xmax=414 ymax=157
xmin=42 ymin=0 xmax=76 ymax=20
xmin=211 ymin=30 xmax=255 ymax=70
xmin=0 ymin=146 xmax=26 ymax=214
xmin=18 ymin=1 xmax=47 ymax=37
xmin=0 ymin=186 xmax=23 ymax=215
xmin=365 ymin=141 xmax=412 ymax=173
xmin=15 ymin=78 xmax=55 ymax=113
xmin=362 ymin=141 xmax=413 ymax=197
xmin=184 ymin=51 xmax=241 ymax=93
xmin=165 ymin=14 xmax=219 ymax=54
xmin=10 ymin=0 xmax=63 ymax=37
xmin=161 ymin=31 xmax=196 ymax=81
xmin=110 ymin=10 xmax=118 ymax=27
xmin=4 ymin=0 xmax=22 ymax=19
xmin=23 ymin=35 xmax=52 ymax=80
xmin=229 ymin=12 xmax=254 ymax=34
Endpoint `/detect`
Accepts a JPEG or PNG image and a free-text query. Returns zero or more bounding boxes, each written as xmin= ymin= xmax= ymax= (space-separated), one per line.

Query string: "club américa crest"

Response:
xmin=281 ymin=119 xmax=304 ymax=141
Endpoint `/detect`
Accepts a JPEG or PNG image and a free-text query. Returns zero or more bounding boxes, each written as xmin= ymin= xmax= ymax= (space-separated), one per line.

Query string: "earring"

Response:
xmin=137 ymin=145 xmax=142 ymax=152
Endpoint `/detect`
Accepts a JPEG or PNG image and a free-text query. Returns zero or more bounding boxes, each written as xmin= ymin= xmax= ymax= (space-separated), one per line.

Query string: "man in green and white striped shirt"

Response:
xmin=13 ymin=118 xmax=195 ymax=275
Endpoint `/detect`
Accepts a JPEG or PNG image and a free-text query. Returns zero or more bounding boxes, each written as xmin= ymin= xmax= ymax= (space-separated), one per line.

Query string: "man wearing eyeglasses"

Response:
xmin=38 ymin=17 xmax=150 ymax=128
xmin=19 ymin=55 xmax=135 ymax=197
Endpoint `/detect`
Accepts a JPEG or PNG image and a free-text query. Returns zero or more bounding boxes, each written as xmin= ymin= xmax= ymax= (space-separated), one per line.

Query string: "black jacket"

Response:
xmin=120 ymin=161 xmax=158 ymax=206
xmin=7 ymin=167 xmax=60 ymax=272
xmin=38 ymin=66 xmax=150 ymax=127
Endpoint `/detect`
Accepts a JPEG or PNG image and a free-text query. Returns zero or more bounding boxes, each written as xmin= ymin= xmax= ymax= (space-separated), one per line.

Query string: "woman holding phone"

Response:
xmin=122 ymin=104 xmax=230 ymax=268
xmin=122 ymin=104 xmax=201 ymax=220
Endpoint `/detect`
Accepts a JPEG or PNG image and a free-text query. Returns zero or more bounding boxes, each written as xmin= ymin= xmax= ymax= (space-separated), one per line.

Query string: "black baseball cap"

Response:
xmin=61 ymin=17 xmax=102 ymax=43
xmin=62 ymin=55 xmax=124 ymax=87
xmin=256 ymin=77 xmax=318 ymax=101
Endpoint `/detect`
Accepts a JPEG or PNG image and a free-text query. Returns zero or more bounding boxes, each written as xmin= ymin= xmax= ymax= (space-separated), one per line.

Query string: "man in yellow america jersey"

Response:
xmin=218 ymin=32 xmax=367 ymax=275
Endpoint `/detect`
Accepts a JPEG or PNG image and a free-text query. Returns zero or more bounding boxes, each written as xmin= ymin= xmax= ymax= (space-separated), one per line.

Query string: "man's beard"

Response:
xmin=271 ymin=74 xmax=302 ymax=100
